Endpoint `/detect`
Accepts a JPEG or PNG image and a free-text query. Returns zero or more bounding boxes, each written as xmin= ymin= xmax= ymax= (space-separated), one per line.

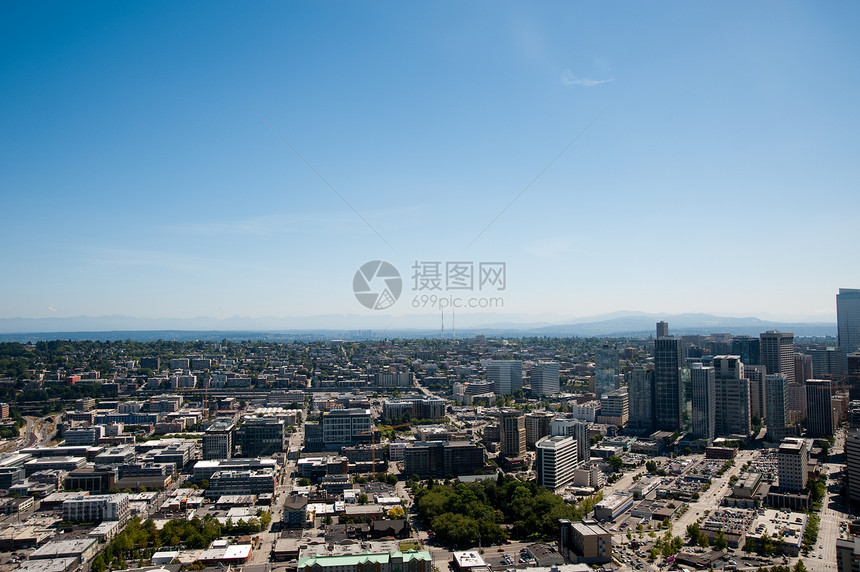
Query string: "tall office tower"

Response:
xmin=500 ymin=409 xmax=526 ymax=458
xmin=656 ymin=321 xmax=669 ymax=339
xmin=846 ymin=430 xmax=860 ymax=506
xmin=746 ymin=365 xmax=767 ymax=421
xmin=777 ymin=438 xmax=808 ymax=491
xmin=594 ymin=346 xmax=619 ymax=398
xmin=712 ymin=355 xmax=751 ymax=437
xmin=811 ymin=348 xmax=842 ymax=378
xmin=760 ymin=331 xmax=795 ymax=384
xmin=713 ymin=355 xmax=745 ymax=380
xmin=488 ymin=360 xmax=523 ymax=396
xmin=530 ymin=362 xmax=560 ymax=396
xmin=795 ymin=353 xmax=814 ymax=384
xmin=765 ymin=373 xmax=789 ymax=442
xmin=550 ymin=418 xmax=589 ymax=465
xmin=525 ymin=411 xmax=553 ymax=448
xmin=535 ymin=435 xmax=577 ymax=491
xmin=838 ymin=288 xmax=860 ymax=363
xmin=806 ymin=379 xmax=836 ymax=437
xmin=654 ymin=337 xmax=684 ymax=432
xmin=627 ymin=368 xmax=654 ymax=435
xmin=690 ymin=364 xmax=716 ymax=441
xmin=731 ymin=336 xmax=761 ymax=365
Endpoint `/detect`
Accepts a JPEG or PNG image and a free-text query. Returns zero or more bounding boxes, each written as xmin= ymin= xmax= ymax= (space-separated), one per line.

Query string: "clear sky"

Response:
xmin=2 ymin=1 xmax=859 ymax=326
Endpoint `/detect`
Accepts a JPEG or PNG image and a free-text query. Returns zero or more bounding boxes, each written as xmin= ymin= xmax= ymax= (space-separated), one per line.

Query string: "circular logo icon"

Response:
xmin=353 ymin=260 xmax=402 ymax=310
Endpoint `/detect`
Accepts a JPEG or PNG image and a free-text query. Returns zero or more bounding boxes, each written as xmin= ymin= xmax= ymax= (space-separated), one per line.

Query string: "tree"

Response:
xmin=91 ymin=555 xmax=106 ymax=572
xmin=714 ymin=530 xmax=728 ymax=550
xmin=697 ymin=531 xmax=709 ymax=547
xmin=743 ymin=537 xmax=756 ymax=553
xmin=793 ymin=560 xmax=808 ymax=572
xmin=608 ymin=455 xmax=624 ymax=473
xmin=646 ymin=461 xmax=657 ymax=474
xmin=358 ymin=493 xmax=369 ymax=505
xmin=686 ymin=523 xmax=700 ymax=543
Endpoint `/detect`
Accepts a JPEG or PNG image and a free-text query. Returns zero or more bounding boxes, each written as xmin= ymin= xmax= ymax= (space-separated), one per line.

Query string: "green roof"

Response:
xmin=298 ymin=550 xmax=432 ymax=568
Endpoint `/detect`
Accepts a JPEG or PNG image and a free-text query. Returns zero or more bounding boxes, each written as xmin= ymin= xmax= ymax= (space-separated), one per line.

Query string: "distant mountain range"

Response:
xmin=0 ymin=311 xmax=836 ymax=342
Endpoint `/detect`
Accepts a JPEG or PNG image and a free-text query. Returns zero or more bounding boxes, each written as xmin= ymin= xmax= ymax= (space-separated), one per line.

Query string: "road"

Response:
xmin=246 ymin=407 xmax=306 ymax=564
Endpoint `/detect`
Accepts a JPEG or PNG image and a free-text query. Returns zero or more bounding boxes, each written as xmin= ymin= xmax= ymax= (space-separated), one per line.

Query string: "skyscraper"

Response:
xmin=838 ymin=288 xmax=860 ymax=361
xmin=731 ymin=336 xmax=761 ymax=366
xmin=765 ymin=373 xmax=789 ymax=442
xmin=550 ymin=418 xmax=589 ymax=465
xmin=713 ymin=355 xmax=751 ymax=437
xmin=690 ymin=363 xmax=716 ymax=441
xmin=656 ymin=321 xmax=669 ymax=339
xmin=654 ymin=337 xmax=684 ymax=432
xmin=594 ymin=346 xmax=619 ymax=398
xmin=500 ymin=409 xmax=526 ymax=458
xmin=760 ymin=331 xmax=795 ymax=384
xmin=627 ymin=368 xmax=654 ymax=435
xmin=488 ymin=360 xmax=523 ymax=396
xmin=530 ymin=362 xmax=560 ymax=396
xmin=535 ymin=435 xmax=577 ymax=491
xmin=806 ymin=379 xmax=835 ymax=438
xmin=747 ymin=365 xmax=767 ymax=422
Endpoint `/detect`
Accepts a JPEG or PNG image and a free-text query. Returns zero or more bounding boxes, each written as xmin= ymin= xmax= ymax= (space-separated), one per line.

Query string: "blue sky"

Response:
xmin=1 ymin=1 xmax=859 ymax=325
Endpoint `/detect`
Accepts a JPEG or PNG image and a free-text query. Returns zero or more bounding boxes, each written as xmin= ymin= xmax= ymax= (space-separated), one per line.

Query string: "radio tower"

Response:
xmin=440 ymin=308 xmax=444 ymax=340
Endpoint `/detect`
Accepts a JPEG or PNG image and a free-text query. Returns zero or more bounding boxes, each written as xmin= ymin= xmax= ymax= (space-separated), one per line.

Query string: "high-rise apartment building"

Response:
xmin=488 ymin=360 xmax=523 ymax=396
xmin=530 ymin=362 xmax=560 ymax=396
xmin=500 ymin=409 xmax=526 ymax=458
xmin=535 ymin=435 xmax=577 ymax=491
xmin=838 ymin=288 xmax=860 ymax=363
xmin=690 ymin=364 xmax=716 ymax=441
xmin=765 ymin=373 xmax=789 ymax=442
xmin=627 ymin=368 xmax=654 ymax=435
xmin=760 ymin=331 xmax=795 ymax=385
xmin=806 ymin=379 xmax=835 ymax=437
xmin=654 ymin=337 xmax=684 ymax=432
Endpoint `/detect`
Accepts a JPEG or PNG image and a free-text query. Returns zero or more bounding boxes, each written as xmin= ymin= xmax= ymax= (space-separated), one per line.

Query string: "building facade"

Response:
xmin=690 ymin=364 xmax=716 ymax=441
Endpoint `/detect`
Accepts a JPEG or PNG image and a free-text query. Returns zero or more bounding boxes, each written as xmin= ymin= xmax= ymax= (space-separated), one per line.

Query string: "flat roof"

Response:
xmin=453 ymin=551 xmax=487 ymax=568
xmin=299 ymin=551 xmax=431 ymax=568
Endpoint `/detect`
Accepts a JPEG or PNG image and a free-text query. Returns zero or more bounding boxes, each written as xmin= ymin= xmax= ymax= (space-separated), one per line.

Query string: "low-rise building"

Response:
xmin=62 ymin=493 xmax=130 ymax=524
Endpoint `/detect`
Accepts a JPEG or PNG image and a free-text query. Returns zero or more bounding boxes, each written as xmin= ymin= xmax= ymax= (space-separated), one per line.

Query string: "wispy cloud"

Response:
xmin=561 ymin=69 xmax=614 ymax=87
xmin=48 ymin=305 xmax=57 ymax=313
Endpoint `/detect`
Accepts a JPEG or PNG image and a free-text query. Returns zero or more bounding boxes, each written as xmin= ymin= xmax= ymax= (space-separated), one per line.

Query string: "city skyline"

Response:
xmin=2 ymin=3 xmax=859 ymax=324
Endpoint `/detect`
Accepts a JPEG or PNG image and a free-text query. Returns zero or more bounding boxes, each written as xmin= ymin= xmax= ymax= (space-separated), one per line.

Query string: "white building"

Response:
xmin=535 ymin=435 xmax=577 ymax=491
xmin=777 ymin=438 xmax=808 ymax=491
xmin=62 ymin=494 xmax=130 ymax=524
